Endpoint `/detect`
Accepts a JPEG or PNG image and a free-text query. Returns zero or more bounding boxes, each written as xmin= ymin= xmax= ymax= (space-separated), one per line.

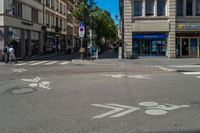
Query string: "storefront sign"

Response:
xmin=21 ymin=21 xmax=33 ymax=26
xmin=177 ymin=24 xmax=200 ymax=31
xmin=133 ymin=34 xmax=167 ymax=39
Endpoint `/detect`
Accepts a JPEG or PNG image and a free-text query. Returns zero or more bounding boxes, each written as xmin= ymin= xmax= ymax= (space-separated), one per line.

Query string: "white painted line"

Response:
xmin=15 ymin=63 xmax=28 ymax=66
xmin=157 ymin=66 xmax=176 ymax=72
xmin=182 ymin=72 xmax=200 ymax=75
xmin=22 ymin=77 xmax=41 ymax=82
xmin=128 ymin=75 xmax=151 ymax=79
xmin=145 ymin=109 xmax=168 ymax=115
xmin=44 ymin=61 xmax=58 ymax=65
xmin=91 ymin=104 xmax=124 ymax=119
xmin=196 ymin=76 xmax=200 ymax=78
xmin=30 ymin=61 xmax=48 ymax=66
xmin=60 ymin=61 xmax=70 ymax=65
xmin=170 ymin=65 xmax=200 ymax=68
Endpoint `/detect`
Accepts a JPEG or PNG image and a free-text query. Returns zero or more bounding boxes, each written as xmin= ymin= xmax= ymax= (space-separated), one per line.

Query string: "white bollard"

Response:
xmin=118 ymin=47 xmax=122 ymax=59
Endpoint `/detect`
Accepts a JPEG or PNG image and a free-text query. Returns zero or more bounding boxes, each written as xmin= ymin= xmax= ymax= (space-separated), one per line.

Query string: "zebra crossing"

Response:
xmin=182 ymin=72 xmax=200 ymax=79
xmin=14 ymin=60 xmax=70 ymax=66
xmin=170 ymin=65 xmax=200 ymax=79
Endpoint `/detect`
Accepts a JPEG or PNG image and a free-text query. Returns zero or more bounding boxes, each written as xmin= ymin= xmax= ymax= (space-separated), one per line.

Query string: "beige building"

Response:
xmin=0 ymin=0 xmax=79 ymax=61
xmin=121 ymin=0 xmax=200 ymax=58
xmin=43 ymin=0 xmax=68 ymax=52
xmin=0 ymin=0 xmax=43 ymax=60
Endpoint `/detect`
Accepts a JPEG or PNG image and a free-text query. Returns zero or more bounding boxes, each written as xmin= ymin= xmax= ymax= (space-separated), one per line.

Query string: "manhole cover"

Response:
xmin=12 ymin=87 xmax=36 ymax=94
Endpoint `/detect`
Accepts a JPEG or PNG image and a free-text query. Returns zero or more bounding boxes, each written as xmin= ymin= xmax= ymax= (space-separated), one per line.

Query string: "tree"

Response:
xmin=73 ymin=0 xmax=118 ymax=47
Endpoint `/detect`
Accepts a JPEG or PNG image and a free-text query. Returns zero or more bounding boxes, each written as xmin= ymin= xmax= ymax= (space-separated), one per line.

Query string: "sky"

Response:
xmin=95 ymin=0 xmax=119 ymax=24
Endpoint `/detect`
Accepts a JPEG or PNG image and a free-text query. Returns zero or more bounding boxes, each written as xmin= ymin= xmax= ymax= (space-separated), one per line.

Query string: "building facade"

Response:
xmin=0 ymin=0 xmax=79 ymax=61
xmin=43 ymin=0 xmax=67 ymax=53
xmin=121 ymin=0 xmax=200 ymax=58
xmin=0 ymin=0 xmax=43 ymax=60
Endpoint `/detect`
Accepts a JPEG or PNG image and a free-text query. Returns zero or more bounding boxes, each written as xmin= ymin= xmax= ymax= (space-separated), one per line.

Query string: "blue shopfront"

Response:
xmin=132 ymin=33 xmax=168 ymax=56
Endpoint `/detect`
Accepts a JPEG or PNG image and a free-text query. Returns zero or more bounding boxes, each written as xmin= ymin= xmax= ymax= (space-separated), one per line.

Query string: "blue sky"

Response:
xmin=95 ymin=0 xmax=119 ymax=24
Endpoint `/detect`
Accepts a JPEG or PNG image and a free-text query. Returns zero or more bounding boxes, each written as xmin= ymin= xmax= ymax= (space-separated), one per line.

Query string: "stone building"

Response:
xmin=0 ymin=0 xmax=79 ymax=61
xmin=120 ymin=0 xmax=200 ymax=58
xmin=0 ymin=0 xmax=43 ymax=60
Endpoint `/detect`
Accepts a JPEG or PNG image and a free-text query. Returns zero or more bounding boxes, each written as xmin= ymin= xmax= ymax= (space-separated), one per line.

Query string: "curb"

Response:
xmin=155 ymin=66 xmax=177 ymax=72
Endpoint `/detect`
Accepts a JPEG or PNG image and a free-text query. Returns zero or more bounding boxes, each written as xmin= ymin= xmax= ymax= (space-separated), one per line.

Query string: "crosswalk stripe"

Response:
xmin=30 ymin=61 xmax=49 ymax=66
xmin=44 ymin=61 xmax=58 ymax=65
xmin=15 ymin=63 xmax=28 ymax=66
xmin=60 ymin=61 xmax=69 ymax=65
xmin=170 ymin=65 xmax=200 ymax=68
xmin=182 ymin=72 xmax=200 ymax=75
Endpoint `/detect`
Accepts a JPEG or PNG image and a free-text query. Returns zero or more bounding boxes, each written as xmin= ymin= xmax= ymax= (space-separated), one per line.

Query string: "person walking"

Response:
xmin=8 ymin=45 xmax=17 ymax=64
xmin=3 ymin=42 xmax=9 ymax=63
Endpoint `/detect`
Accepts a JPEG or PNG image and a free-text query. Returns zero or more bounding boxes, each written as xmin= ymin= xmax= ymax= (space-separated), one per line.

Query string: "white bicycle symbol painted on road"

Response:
xmin=139 ymin=102 xmax=189 ymax=115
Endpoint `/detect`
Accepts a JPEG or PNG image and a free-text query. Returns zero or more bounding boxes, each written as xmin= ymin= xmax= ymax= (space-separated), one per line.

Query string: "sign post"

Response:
xmin=79 ymin=22 xmax=85 ymax=60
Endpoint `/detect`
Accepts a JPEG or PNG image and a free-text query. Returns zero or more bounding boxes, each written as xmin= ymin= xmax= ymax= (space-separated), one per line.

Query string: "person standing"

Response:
xmin=9 ymin=45 xmax=17 ymax=64
xmin=3 ymin=42 xmax=9 ymax=63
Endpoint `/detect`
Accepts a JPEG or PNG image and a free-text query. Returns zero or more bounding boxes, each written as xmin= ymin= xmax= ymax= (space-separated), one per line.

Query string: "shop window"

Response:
xmin=146 ymin=0 xmax=154 ymax=16
xmin=176 ymin=0 xmax=183 ymax=16
xmin=186 ymin=0 xmax=193 ymax=16
xmin=133 ymin=0 xmax=142 ymax=16
xmin=196 ymin=0 xmax=200 ymax=16
xmin=157 ymin=0 xmax=166 ymax=16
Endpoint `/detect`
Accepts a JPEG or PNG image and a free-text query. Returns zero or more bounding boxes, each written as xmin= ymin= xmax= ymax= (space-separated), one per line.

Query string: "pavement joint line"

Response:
xmin=156 ymin=66 xmax=177 ymax=72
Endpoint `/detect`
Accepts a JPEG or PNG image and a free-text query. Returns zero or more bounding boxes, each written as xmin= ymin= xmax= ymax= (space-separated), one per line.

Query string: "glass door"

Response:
xmin=181 ymin=38 xmax=189 ymax=56
xmin=190 ymin=38 xmax=198 ymax=57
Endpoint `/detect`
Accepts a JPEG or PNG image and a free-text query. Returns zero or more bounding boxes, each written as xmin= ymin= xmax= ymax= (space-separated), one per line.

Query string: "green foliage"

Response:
xmin=73 ymin=0 xmax=118 ymax=45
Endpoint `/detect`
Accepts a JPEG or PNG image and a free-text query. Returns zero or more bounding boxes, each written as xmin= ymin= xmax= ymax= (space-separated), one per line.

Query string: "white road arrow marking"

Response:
xmin=91 ymin=104 xmax=124 ymax=118
xmin=107 ymin=104 xmax=140 ymax=118
xmin=92 ymin=103 xmax=140 ymax=118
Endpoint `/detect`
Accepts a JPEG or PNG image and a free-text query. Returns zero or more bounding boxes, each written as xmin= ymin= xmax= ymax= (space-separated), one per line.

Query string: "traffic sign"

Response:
xmin=79 ymin=25 xmax=85 ymax=38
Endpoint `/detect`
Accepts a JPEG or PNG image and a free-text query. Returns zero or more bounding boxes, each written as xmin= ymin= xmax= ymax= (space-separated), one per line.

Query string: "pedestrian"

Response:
xmin=8 ymin=45 xmax=17 ymax=64
xmin=2 ymin=42 xmax=9 ymax=63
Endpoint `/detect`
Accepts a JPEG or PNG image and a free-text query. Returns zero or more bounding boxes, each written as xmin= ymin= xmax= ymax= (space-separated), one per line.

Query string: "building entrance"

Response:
xmin=176 ymin=37 xmax=199 ymax=58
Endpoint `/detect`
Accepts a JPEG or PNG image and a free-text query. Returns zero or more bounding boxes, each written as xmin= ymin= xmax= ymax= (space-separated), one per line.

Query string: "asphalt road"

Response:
xmin=0 ymin=55 xmax=200 ymax=133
